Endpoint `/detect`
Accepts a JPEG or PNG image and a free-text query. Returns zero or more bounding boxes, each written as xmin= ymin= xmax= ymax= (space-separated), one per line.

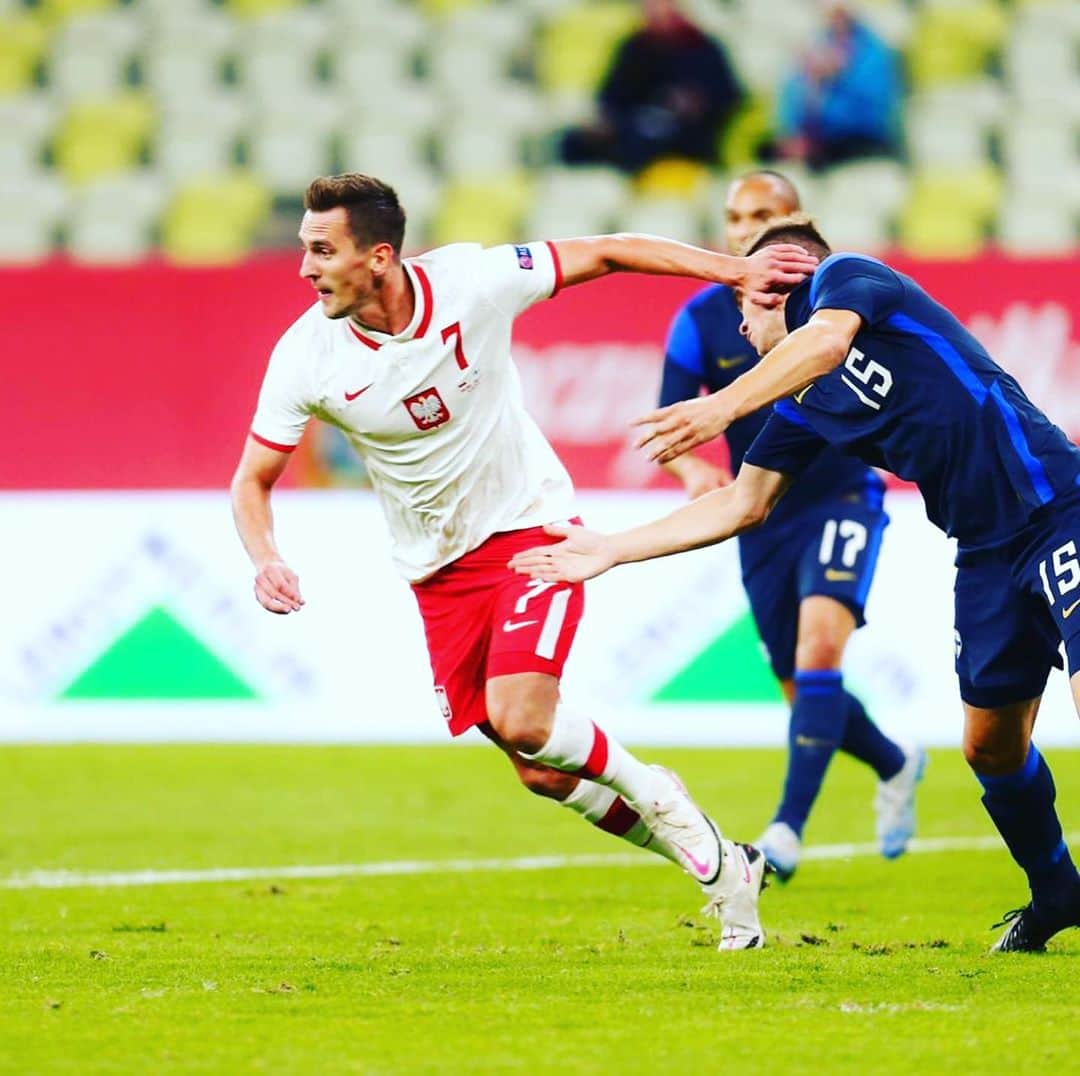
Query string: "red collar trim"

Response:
xmin=346 ymin=262 xmax=433 ymax=348
xmin=412 ymin=263 xmax=433 ymax=339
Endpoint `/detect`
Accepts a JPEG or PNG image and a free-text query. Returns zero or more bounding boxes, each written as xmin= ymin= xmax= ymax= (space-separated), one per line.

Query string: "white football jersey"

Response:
xmin=250 ymin=241 xmax=577 ymax=581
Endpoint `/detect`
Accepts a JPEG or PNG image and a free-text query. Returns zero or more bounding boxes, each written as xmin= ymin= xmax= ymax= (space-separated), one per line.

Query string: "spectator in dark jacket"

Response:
xmin=561 ymin=0 xmax=743 ymax=173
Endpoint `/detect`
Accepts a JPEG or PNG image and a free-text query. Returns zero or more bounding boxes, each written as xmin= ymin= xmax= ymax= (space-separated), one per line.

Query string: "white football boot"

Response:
xmin=874 ymin=745 xmax=927 ymax=859
xmin=646 ymin=767 xmax=768 ymax=950
xmin=702 ymin=840 xmax=770 ymax=950
xmin=756 ymin=820 xmax=802 ymax=882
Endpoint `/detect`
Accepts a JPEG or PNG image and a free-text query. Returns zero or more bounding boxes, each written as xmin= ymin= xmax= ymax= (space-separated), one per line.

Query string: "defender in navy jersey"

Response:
xmin=658 ymin=173 xmax=920 ymax=881
xmin=512 ymin=216 xmax=1080 ymax=952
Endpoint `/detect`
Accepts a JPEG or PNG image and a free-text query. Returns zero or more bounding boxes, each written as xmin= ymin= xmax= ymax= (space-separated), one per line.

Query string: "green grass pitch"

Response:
xmin=1 ymin=744 xmax=1078 ymax=1074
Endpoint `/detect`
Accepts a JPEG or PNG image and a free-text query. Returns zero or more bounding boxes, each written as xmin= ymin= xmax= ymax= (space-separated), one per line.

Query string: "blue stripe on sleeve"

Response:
xmin=885 ymin=312 xmax=988 ymax=403
xmin=989 ymin=382 xmax=1055 ymax=505
xmin=664 ymin=306 xmax=706 ymax=377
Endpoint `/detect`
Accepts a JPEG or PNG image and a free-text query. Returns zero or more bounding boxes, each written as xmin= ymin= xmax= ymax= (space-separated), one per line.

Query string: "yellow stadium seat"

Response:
xmin=417 ymin=0 xmax=485 ymax=14
xmin=906 ymin=2 xmax=1009 ymax=88
xmin=52 ymin=93 xmax=155 ymax=185
xmin=897 ymin=166 xmax=1003 ymax=258
xmin=223 ymin=0 xmax=303 ymax=16
xmin=633 ymin=158 xmax=709 ymax=199
xmin=430 ymin=175 xmax=532 ymax=248
xmin=38 ymin=0 xmax=116 ymax=25
xmin=719 ymin=94 xmax=774 ymax=169
xmin=161 ymin=172 xmax=272 ymax=265
xmin=0 ymin=15 xmax=48 ymax=98
xmin=536 ymin=2 xmax=640 ymax=96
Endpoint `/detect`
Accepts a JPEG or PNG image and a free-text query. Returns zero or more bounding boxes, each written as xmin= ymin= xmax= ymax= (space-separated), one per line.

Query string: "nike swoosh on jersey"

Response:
xmin=503 ymin=619 xmax=538 ymax=633
xmin=1062 ymin=598 xmax=1080 ymax=619
xmin=344 ymin=384 xmax=374 ymax=401
xmin=717 ymin=355 xmax=750 ymax=369
xmin=792 ymin=384 xmax=814 ymax=404
xmin=825 ymin=569 xmax=857 ymax=581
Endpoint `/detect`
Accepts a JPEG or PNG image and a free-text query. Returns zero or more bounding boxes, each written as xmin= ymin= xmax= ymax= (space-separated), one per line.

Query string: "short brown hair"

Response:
xmin=742 ymin=213 xmax=831 ymax=260
xmin=304 ymin=173 xmax=406 ymax=254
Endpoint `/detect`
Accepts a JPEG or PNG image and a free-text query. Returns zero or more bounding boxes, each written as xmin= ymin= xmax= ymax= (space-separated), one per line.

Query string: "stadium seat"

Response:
xmin=523 ymin=198 xmax=617 ymax=242
xmin=634 ymin=158 xmax=710 ymax=200
xmin=853 ymin=0 xmax=914 ymax=50
xmin=417 ymin=0 xmax=486 ymax=14
xmin=0 ymin=171 xmax=67 ymax=263
xmin=996 ymin=196 xmax=1077 ymax=256
xmin=156 ymin=108 xmax=243 ymax=184
xmin=430 ymin=175 xmax=532 ymax=248
xmin=38 ymin=0 xmax=117 ymax=25
xmin=322 ymin=1 xmax=426 ymax=54
xmin=818 ymin=159 xmax=908 ymax=219
xmin=725 ymin=24 xmax=800 ymax=96
xmin=52 ymin=92 xmax=156 ymax=185
xmin=619 ymin=197 xmax=704 ymax=245
xmin=161 ymin=171 xmax=271 ymax=264
xmin=1001 ymin=114 xmax=1080 ymax=188
xmin=533 ymin=166 xmax=629 ymax=223
xmin=813 ymin=201 xmax=892 ymax=254
xmin=248 ymin=122 xmax=335 ymax=198
xmin=1003 ymin=25 xmax=1078 ymax=105
xmin=0 ymin=13 xmax=48 ymax=97
xmin=719 ymin=94 xmax=773 ymax=169
xmin=224 ymin=0 xmax=304 ymax=17
xmin=235 ymin=11 xmax=326 ymax=105
xmin=0 ymin=93 xmax=57 ymax=178
xmin=905 ymin=98 xmax=990 ymax=169
xmin=66 ymin=170 xmax=166 ymax=263
xmin=339 ymin=130 xmax=433 ymax=188
xmin=439 ymin=123 xmax=525 ymax=179
xmin=48 ymin=12 xmax=142 ymax=100
xmin=536 ymin=2 xmax=639 ymax=96
xmin=906 ymin=1 xmax=1009 ymax=88
xmin=897 ymin=165 xmax=1003 ymax=258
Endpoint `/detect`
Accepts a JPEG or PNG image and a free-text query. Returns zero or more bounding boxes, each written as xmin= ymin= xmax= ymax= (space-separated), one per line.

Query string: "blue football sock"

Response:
xmin=977 ymin=745 xmax=1079 ymax=911
xmin=774 ymin=670 xmax=847 ymax=838
xmin=839 ymin=691 xmax=905 ymax=780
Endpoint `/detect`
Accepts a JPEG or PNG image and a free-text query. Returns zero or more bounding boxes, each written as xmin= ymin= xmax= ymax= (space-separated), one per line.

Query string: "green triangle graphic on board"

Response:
xmin=651 ymin=610 xmax=782 ymax=703
xmin=60 ymin=606 xmax=258 ymax=701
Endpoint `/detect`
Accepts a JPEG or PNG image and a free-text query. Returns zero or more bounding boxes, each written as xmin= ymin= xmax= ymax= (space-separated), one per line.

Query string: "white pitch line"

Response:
xmin=4 ymin=832 xmax=1078 ymax=892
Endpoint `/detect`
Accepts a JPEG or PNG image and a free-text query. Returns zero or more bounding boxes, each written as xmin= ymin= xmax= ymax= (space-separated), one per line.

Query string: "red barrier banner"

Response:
xmin=2 ymin=253 xmax=1077 ymax=490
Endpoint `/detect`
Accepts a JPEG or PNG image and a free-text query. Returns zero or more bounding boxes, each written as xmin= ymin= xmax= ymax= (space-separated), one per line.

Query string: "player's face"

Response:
xmin=738 ymin=291 xmax=789 ymax=355
xmin=298 ymin=208 xmax=376 ymax=320
xmin=725 ymin=180 xmax=795 ymax=254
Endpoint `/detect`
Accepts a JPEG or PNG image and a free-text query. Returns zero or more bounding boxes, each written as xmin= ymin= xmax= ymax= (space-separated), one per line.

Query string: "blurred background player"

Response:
xmin=773 ymin=0 xmax=903 ymax=171
xmin=514 ymin=216 xmax=1080 ymax=953
xmin=230 ymin=173 xmax=818 ymax=949
xmin=560 ymin=0 xmax=743 ymax=174
xmin=655 ymin=171 xmax=923 ymax=879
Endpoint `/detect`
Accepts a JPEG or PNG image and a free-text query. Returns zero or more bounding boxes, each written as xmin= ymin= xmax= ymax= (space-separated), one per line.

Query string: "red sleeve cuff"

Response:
xmin=544 ymin=240 xmax=563 ymax=296
xmin=250 ymin=430 xmax=298 ymax=453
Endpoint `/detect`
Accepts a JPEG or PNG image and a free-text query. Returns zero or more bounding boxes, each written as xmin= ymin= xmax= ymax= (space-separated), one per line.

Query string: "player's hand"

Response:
xmin=508 ymin=523 xmax=616 ymax=583
xmin=254 ymin=558 xmax=305 ymax=614
xmin=632 ymin=393 xmax=735 ymax=464
xmin=738 ymin=244 xmax=818 ymax=307
xmin=680 ymin=458 xmax=732 ymax=500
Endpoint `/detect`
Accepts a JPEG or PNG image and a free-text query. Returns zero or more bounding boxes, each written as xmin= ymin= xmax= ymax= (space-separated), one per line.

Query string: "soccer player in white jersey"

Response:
xmin=230 ymin=173 xmax=817 ymax=950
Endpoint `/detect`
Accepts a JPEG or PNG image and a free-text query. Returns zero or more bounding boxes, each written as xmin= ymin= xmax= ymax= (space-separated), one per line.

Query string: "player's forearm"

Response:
xmin=724 ymin=322 xmax=848 ymax=421
xmin=608 ymin=484 xmax=764 ymax=565
xmin=230 ymin=474 xmax=284 ymax=568
xmin=595 ymin=233 xmax=741 ymax=284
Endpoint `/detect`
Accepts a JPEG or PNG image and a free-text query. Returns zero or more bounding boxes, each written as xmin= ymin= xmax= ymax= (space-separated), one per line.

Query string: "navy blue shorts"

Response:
xmin=955 ymin=493 xmax=1080 ymax=709
xmin=739 ymin=492 xmax=889 ymax=682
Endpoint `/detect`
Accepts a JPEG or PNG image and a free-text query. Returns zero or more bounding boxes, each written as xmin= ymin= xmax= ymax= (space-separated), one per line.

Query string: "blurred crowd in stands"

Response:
xmin=0 ymin=0 xmax=1077 ymax=262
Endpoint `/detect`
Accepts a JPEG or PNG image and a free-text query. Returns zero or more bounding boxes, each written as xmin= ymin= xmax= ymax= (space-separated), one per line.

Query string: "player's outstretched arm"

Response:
xmin=230 ymin=436 xmax=305 ymax=615
xmin=634 ymin=309 xmax=861 ymax=464
xmin=550 ymin=235 xmax=818 ymax=307
xmin=508 ymin=464 xmax=789 ymax=583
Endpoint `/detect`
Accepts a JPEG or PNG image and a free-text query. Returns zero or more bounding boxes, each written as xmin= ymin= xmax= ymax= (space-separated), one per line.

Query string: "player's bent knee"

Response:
xmin=486 ymin=696 xmax=553 ymax=754
xmin=962 ymin=736 xmax=1026 ymax=776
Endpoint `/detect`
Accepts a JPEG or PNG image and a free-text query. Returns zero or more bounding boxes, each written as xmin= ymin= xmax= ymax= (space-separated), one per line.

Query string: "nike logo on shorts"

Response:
xmin=503 ymin=619 xmax=538 ymax=633
xmin=825 ymin=568 xmax=856 ymax=581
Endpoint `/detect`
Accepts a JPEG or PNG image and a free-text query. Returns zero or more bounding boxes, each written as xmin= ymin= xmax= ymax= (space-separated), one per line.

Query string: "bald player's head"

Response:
xmin=724 ymin=171 xmax=801 ymax=255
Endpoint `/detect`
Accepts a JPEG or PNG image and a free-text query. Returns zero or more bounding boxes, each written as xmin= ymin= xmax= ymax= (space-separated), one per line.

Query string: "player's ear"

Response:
xmin=368 ymin=241 xmax=397 ymax=277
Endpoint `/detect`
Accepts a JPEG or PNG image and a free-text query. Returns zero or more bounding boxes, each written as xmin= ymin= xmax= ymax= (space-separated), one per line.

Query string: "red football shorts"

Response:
xmin=411 ymin=524 xmax=585 ymax=737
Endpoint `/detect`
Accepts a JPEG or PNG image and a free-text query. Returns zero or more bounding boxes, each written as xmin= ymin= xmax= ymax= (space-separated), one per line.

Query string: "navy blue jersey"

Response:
xmin=744 ymin=253 xmax=1080 ymax=548
xmin=661 ymin=283 xmax=882 ymax=528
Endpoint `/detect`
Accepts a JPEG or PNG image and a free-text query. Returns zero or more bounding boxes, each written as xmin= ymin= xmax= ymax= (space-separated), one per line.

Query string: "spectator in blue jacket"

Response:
xmin=775 ymin=1 xmax=902 ymax=171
